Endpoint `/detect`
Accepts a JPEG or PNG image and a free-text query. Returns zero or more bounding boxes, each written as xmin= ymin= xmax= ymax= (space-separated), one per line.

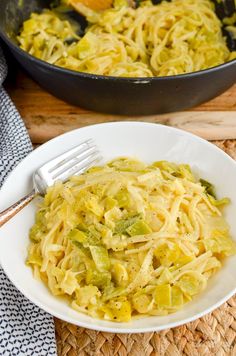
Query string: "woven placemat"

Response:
xmin=54 ymin=140 xmax=236 ymax=356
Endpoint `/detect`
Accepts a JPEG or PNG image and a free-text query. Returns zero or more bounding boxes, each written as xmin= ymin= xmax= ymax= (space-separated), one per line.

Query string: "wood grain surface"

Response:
xmin=5 ymin=70 xmax=236 ymax=144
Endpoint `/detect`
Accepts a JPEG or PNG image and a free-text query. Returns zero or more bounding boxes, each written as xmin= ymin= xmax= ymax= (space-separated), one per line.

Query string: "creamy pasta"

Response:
xmin=27 ymin=158 xmax=236 ymax=322
xmin=17 ymin=0 xmax=236 ymax=77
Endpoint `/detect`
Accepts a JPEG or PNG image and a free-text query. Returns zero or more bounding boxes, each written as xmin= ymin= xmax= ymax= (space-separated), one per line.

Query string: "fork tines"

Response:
xmin=37 ymin=139 xmax=101 ymax=186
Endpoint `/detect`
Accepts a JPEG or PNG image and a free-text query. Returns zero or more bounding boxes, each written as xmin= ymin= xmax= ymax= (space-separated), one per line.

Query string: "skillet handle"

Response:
xmin=0 ymin=189 xmax=36 ymax=228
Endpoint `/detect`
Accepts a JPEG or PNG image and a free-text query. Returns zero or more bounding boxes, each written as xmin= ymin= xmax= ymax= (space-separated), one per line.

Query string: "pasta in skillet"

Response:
xmin=17 ymin=0 xmax=236 ymax=77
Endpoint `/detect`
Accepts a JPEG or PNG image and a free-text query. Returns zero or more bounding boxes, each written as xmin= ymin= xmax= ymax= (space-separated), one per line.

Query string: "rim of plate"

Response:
xmin=1 ymin=121 xmax=236 ymax=333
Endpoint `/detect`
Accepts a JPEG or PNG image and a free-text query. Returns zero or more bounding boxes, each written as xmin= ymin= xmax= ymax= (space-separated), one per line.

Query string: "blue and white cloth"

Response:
xmin=0 ymin=48 xmax=57 ymax=356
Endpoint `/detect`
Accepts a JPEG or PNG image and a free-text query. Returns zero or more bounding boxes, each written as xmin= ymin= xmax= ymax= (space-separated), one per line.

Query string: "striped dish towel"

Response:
xmin=0 ymin=48 xmax=57 ymax=356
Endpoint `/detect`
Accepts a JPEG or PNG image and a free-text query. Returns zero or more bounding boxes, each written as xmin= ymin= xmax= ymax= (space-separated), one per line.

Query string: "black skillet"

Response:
xmin=0 ymin=0 xmax=235 ymax=115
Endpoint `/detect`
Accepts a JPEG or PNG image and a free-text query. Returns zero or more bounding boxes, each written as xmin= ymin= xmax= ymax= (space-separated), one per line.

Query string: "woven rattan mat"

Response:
xmin=55 ymin=140 xmax=236 ymax=356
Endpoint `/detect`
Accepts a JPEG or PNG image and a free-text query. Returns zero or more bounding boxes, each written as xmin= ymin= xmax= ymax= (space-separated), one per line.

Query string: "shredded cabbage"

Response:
xmin=17 ymin=0 xmax=236 ymax=77
xmin=27 ymin=158 xmax=236 ymax=322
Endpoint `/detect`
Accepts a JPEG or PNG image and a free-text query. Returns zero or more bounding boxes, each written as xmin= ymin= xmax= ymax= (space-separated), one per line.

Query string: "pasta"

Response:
xmin=27 ymin=158 xmax=236 ymax=322
xmin=17 ymin=0 xmax=236 ymax=77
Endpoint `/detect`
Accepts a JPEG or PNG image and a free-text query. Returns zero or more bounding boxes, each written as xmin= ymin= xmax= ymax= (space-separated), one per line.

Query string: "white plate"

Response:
xmin=0 ymin=122 xmax=236 ymax=333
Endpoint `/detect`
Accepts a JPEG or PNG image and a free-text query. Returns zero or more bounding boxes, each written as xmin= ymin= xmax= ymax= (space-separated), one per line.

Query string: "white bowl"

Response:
xmin=0 ymin=122 xmax=236 ymax=333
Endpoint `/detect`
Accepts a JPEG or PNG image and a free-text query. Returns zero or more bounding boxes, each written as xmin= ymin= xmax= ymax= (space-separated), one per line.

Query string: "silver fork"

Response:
xmin=0 ymin=139 xmax=101 ymax=227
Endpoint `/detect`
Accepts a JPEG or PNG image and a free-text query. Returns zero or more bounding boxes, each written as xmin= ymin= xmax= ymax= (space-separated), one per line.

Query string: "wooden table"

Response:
xmin=5 ymin=69 xmax=236 ymax=144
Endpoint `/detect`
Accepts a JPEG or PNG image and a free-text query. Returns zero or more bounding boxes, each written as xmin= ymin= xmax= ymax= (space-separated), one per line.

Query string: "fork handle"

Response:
xmin=0 ymin=189 xmax=36 ymax=228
